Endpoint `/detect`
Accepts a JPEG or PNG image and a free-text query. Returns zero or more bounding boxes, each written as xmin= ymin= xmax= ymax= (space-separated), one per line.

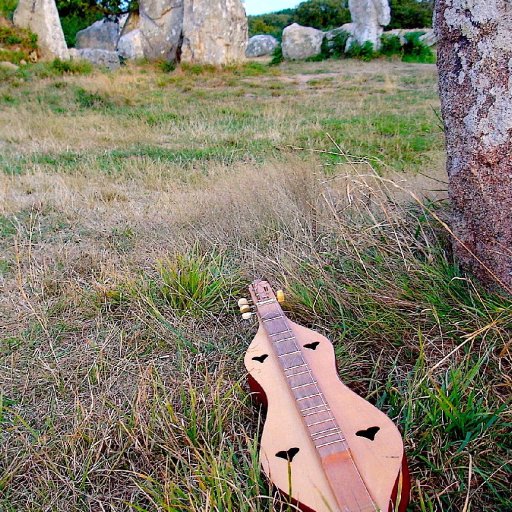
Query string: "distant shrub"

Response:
xmin=158 ymin=60 xmax=176 ymax=73
xmin=380 ymin=34 xmax=402 ymax=56
xmin=327 ymin=30 xmax=350 ymax=58
xmin=248 ymin=9 xmax=295 ymax=39
xmin=269 ymin=45 xmax=284 ymax=66
xmin=295 ymin=0 xmax=350 ymax=30
xmin=389 ymin=0 xmax=434 ymax=29
xmin=0 ymin=0 xmax=17 ymax=20
xmin=346 ymin=41 xmax=376 ymax=61
xmin=402 ymin=31 xmax=435 ymax=63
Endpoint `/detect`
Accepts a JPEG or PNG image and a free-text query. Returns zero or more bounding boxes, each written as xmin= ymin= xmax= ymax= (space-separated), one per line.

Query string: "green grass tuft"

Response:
xmin=154 ymin=247 xmax=243 ymax=318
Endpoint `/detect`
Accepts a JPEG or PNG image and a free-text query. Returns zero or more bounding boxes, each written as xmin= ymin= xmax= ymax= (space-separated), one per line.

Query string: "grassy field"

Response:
xmin=0 ymin=57 xmax=510 ymax=511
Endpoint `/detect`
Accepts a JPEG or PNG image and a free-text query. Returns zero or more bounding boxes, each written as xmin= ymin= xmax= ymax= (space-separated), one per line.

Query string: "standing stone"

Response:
xmin=13 ymin=0 xmax=69 ymax=60
xmin=246 ymin=35 xmax=279 ymax=58
xmin=76 ymin=18 xmax=120 ymax=51
xmin=117 ymin=29 xmax=144 ymax=60
xmin=347 ymin=0 xmax=390 ymax=50
xmin=435 ymin=0 xmax=512 ymax=291
xmin=139 ymin=0 xmax=184 ymax=61
xmin=181 ymin=0 xmax=248 ymax=65
xmin=282 ymin=23 xmax=324 ymax=60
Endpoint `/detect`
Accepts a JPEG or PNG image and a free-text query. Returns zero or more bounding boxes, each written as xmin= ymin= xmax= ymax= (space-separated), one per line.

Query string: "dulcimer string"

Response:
xmin=253 ymin=291 xmax=376 ymax=512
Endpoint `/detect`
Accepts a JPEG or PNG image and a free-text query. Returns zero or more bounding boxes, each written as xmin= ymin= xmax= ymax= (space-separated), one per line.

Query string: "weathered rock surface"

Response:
xmin=347 ymin=0 xmax=390 ymax=50
xmin=70 ymin=48 xmax=120 ymax=70
xmin=435 ymin=0 xmax=512 ymax=289
xmin=386 ymin=28 xmax=436 ymax=46
xmin=246 ymin=34 xmax=278 ymax=57
xmin=76 ymin=18 xmax=120 ymax=51
xmin=120 ymin=12 xmax=140 ymax=37
xmin=139 ymin=0 xmax=184 ymax=61
xmin=419 ymin=29 xmax=436 ymax=47
xmin=181 ymin=0 xmax=248 ymax=65
xmin=117 ymin=29 xmax=144 ymax=60
xmin=13 ymin=0 xmax=69 ymax=60
xmin=282 ymin=23 xmax=324 ymax=60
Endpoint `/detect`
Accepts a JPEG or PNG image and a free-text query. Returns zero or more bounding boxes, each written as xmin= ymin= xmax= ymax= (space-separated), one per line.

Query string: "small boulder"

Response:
xmin=385 ymin=28 xmax=436 ymax=47
xmin=0 ymin=61 xmax=19 ymax=70
xmin=76 ymin=18 xmax=121 ymax=51
xmin=419 ymin=29 xmax=436 ymax=47
xmin=282 ymin=23 xmax=324 ymax=60
xmin=72 ymin=49 xmax=120 ymax=70
xmin=246 ymin=35 xmax=278 ymax=58
xmin=117 ymin=29 xmax=144 ymax=60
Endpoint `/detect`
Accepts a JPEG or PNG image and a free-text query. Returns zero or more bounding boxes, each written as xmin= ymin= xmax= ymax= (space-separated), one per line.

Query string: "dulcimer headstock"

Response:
xmin=238 ymin=279 xmax=285 ymax=320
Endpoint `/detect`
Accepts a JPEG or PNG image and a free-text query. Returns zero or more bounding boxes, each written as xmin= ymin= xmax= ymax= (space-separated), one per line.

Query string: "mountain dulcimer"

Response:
xmin=241 ymin=280 xmax=410 ymax=512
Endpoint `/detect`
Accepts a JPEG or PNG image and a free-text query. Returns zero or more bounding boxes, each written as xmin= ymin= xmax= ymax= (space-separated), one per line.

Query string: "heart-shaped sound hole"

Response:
xmin=304 ymin=341 xmax=320 ymax=350
xmin=275 ymin=447 xmax=300 ymax=462
xmin=252 ymin=354 xmax=268 ymax=363
xmin=356 ymin=426 xmax=380 ymax=441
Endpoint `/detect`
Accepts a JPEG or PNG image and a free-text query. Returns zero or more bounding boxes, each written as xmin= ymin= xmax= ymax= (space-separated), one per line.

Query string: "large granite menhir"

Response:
xmin=13 ymin=0 xmax=69 ymax=60
xmin=181 ymin=0 xmax=247 ymax=65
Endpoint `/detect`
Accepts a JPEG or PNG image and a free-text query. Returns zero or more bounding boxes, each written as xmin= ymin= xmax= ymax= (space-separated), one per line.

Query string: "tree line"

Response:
xmin=249 ymin=0 xmax=434 ymax=38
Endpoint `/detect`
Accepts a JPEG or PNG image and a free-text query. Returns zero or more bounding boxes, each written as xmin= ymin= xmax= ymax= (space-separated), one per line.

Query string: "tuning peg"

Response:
xmin=242 ymin=312 xmax=254 ymax=320
xmin=240 ymin=304 xmax=251 ymax=314
xmin=276 ymin=290 xmax=285 ymax=303
xmin=238 ymin=298 xmax=249 ymax=307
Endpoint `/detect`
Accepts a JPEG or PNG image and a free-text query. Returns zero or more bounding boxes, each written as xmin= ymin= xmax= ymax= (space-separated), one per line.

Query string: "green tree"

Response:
xmin=294 ymin=0 xmax=350 ymax=30
xmin=389 ymin=0 xmax=434 ymax=29
xmin=56 ymin=0 xmax=137 ymax=47
xmin=248 ymin=9 xmax=295 ymax=38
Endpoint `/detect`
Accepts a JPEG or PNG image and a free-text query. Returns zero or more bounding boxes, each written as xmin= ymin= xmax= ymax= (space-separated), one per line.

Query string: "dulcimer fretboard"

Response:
xmin=256 ymin=298 xmax=351 ymax=456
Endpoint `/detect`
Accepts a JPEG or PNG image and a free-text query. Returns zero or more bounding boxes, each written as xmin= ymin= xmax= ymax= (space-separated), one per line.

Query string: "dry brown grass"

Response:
xmin=1 ymin=59 xmax=510 ymax=511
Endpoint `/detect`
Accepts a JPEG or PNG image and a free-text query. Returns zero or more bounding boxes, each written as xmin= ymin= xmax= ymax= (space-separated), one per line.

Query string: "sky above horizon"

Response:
xmin=243 ymin=1 xmax=299 ymax=15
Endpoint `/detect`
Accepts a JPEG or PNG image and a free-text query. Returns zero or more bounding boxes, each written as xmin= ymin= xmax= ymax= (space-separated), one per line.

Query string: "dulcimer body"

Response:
xmin=244 ymin=280 xmax=410 ymax=512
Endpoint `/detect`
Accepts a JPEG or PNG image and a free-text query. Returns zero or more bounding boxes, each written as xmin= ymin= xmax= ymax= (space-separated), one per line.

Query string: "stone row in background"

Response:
xmin=12 ymin=0 xmax=248 ymax=68
xmin=245 ymin=24 xmax=435 ymax=61
xmin=11 ymin=0 xmax=434 ymax=68
xmin=246 ymin=0 xmax=434 ymax=61
xmin=74 ymin=0 xmax=248 ymax=68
